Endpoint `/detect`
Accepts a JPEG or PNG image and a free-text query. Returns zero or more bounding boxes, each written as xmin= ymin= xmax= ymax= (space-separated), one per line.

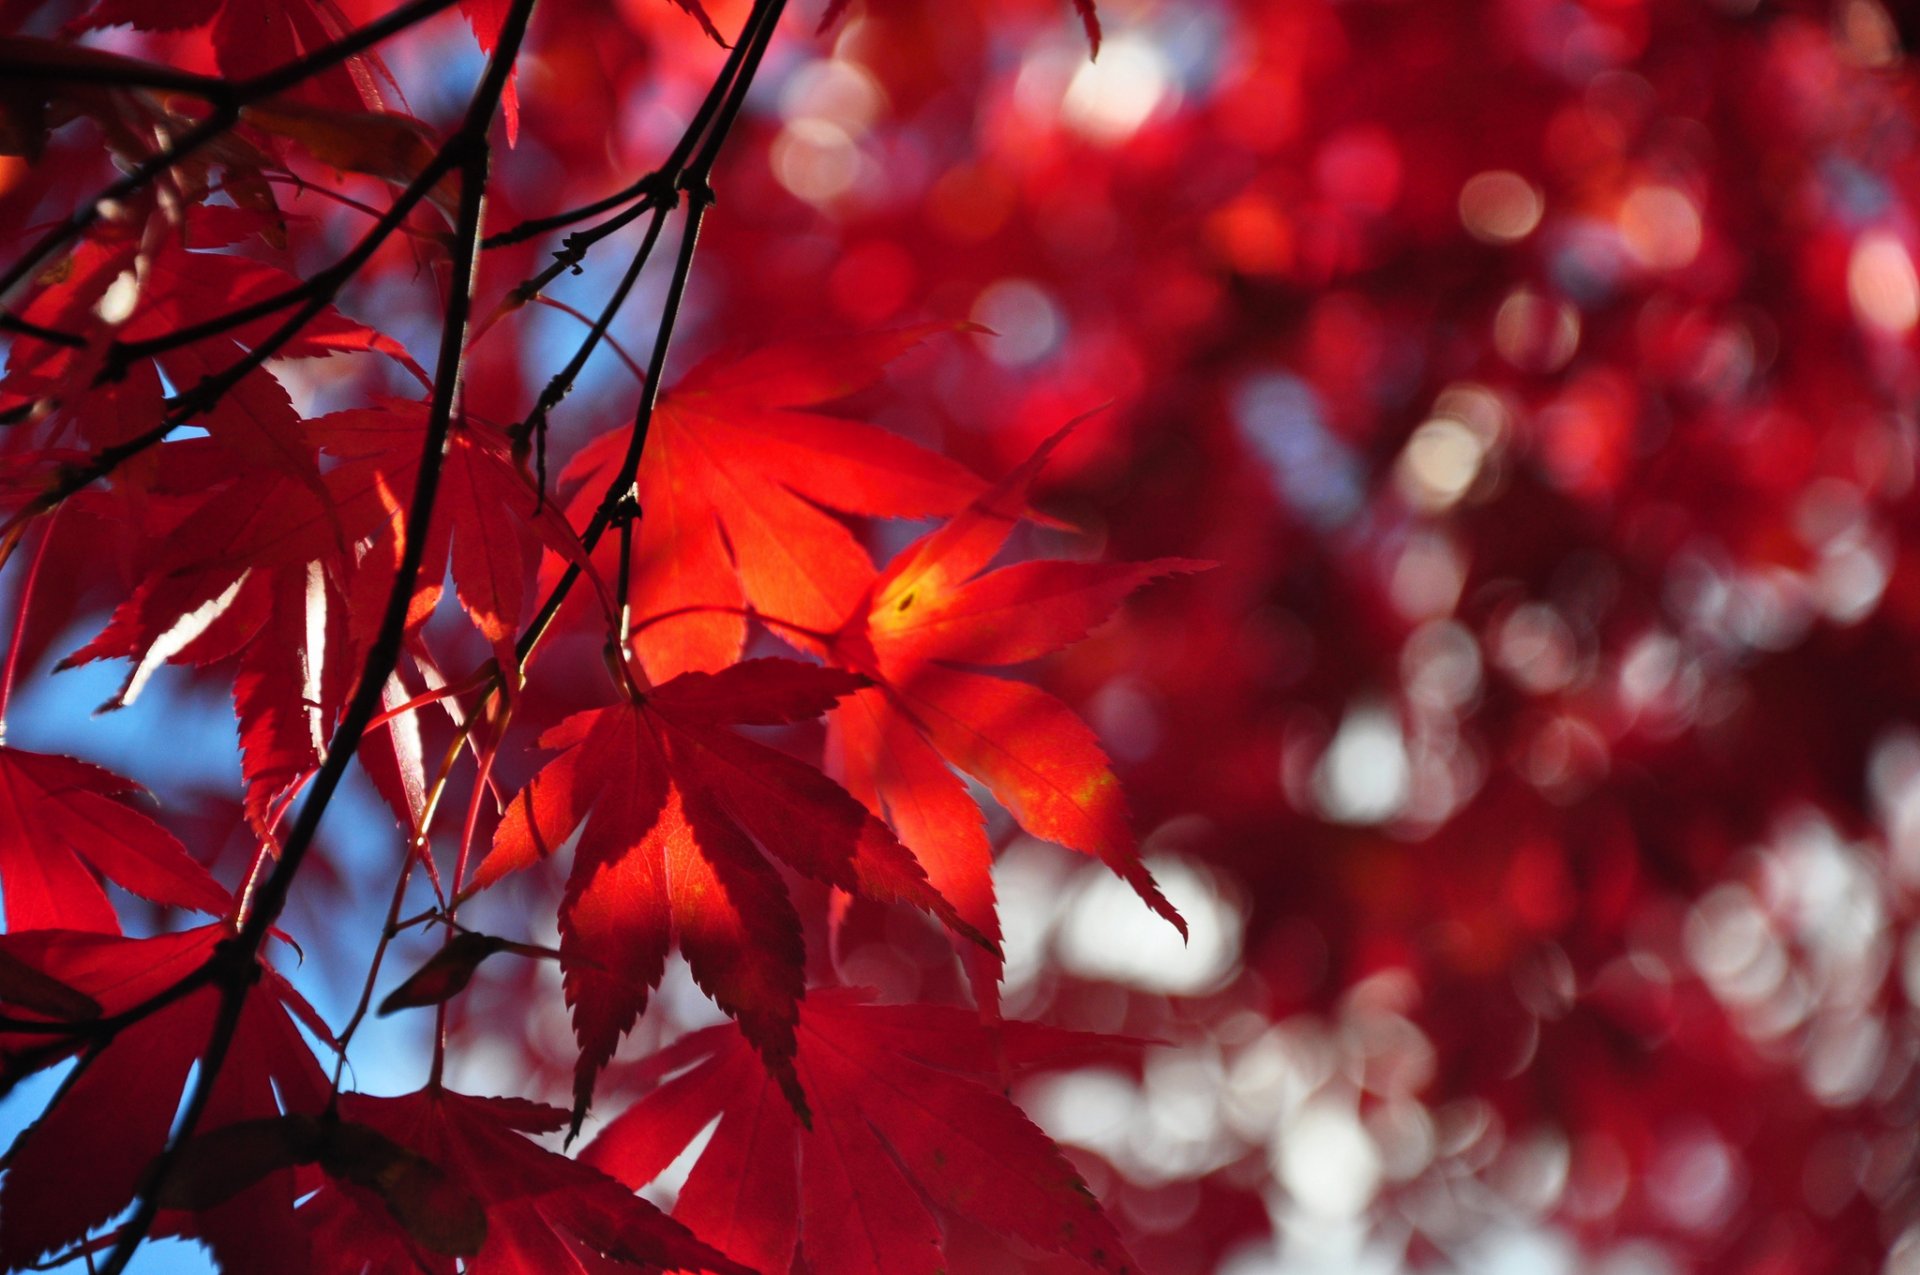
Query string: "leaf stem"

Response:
xmin=327 ymin=846 xmax=420 ymax=1099
xmin=0 ymin=503 xmax=61 ymax=742
xmin=526 ymin=295 xmax=651 ymax=384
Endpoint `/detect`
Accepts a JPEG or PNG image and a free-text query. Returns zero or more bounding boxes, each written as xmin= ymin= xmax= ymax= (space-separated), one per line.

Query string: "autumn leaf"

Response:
xmin=0 ymin=38 xmax=246 ymax=173
xmin=60 ymin=455 xmax=357 ymax=831
xmin=666 ymin=0 xmax=726 ymax=45
xmin=1073 ymin=0 xmax=1102 ymax=55
xmin=1 ymin=214 xmax=416 ymax=474
xmin=0 ymin=926 xmax=332 ymax=1274
xmin=817 ymin=427 xmax=1199 ymax=1010
xmin=312 ymin=399 xmax=603 ymax=663
xmin=459 ymin=0 xmax=520 ymax=143
xmin=0 ymin=928 xmax=212 ymax=1073
xmin=162 ymin=1113 xmax=489 ymax=1256
xmin=74 ymin=0 xmax=391 ymax=111
xmin=583 ymin=991 xmax=1143 ymax=1275
xmin=471 ymin=658 xmax=986 ymax=1130
xmin=0 ymin=947 xmax=101 ymax=1022
xmin=0 ymin=745 xmax=230 ymax=932
xmin=298 ymin=1087 xmax=756 ymax=1274
xmin=240 ymin=100 xmax=462 ymax=217
xmin=120 ymin=232 xmax=422 ymax=375
xmin=556 ymin=326 xmax=987 ymax=682
xmin=56 ymin=472 xmax=432 ymax=843
xmin=377 ymin=931 xmax=559 ymax=1015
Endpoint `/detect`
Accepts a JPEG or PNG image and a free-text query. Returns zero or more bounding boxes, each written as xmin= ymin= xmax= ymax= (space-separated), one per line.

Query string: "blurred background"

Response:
xmin=642 ymin=1 xmax=1920 ymax=1270
xmin=11 ymin=0 xmax=1920 ymax=1270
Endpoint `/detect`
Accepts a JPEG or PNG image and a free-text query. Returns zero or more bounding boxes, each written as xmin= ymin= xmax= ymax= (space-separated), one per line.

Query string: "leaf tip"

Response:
xmin=779 ymin=1069 xmax=814 ymax=1131
xmin=816 ymin=0 xmax=852 ymax=35
xmin=1073 ymin=0 xmax=1102 ymax=57
xmin=566 ymin=1095 xmax=590 ymax=1147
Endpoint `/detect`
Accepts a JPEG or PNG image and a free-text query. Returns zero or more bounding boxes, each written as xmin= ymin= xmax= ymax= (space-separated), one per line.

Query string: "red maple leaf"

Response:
xmin=311 ymin=399 xmax=599 ymax=664
xmin=72 ymin=0 xmax=391 ymax=111
xmin=818 ymin=428 xmax=1200 ymax=1009
xmin=173 ymin=1087 xmax=756 ymax=1274
xmin=555 ymin=326 xmax=987 ymax=682
xmin=0 ymin=746 xmax=230 ymax=932
xmin=459 ymin=0 xmax=520 ymax=142
xmin=471 ymin=658 xmax=986 ymax=1129
xmin=58 ymin=443 xmax=415 ymax=833
xmin=0 ymin=925 xmax=333 ymax=1273
xmin=583 ymin=991 xmax=1143 ymax=1275
xmin=2 ymin=210 xmax=415 ymax=471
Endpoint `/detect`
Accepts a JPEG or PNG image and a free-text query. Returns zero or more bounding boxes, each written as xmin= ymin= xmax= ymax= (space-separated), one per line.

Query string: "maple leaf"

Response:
xmin=57 ymin=436 xmax=436 ymax=835
xmin=61 ymin=452 xmax=357 ymax=829
xmin=0 ymin=746 xmax=230 ymax=932
xmin=0 ymin=39 xmax=275 ymax=222
xmin=583 ymin=991 xmax=1143 ymax=1275
xmin=2 ymin=213 xmax=414 ymax=474
xmin=471 ymin=658 xmax=985 ymax=1129
xmin=1073 ymin=0 xmax=1102 ymax=56
xmin=163 ymin=1112 xmax=490 ymax=1259
xmin=0 ymin=948 xmax=100 ymax=1023
xmin=73 ymin=0 xmax=391 ymax=111
xmin=283 ymin=1087 xmax=756 ymax=1274
xmin=819 ymin=428 xmax=1201 ymax=1010
xmin=240 ymin=100 xmax=464 ymax=218
xmin=312 ymin=399 xmax=600 ymax=663
xmin=460 ymin=0 xmax=519 ymax=143
xmin=0 ymin=927 xmax=214 ymax=1074
xmin=0 ymin=925 xmax=333 ymax=1274
xmin=376 ymin=930 xmax=560 ymax=1015
xmin=666 ymin=0 xmax=725 ymax=45
xmin=555 ymin=326 xmax=987 ymax=682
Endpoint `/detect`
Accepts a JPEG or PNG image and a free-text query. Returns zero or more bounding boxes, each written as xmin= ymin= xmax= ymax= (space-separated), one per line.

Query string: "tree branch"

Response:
xmin=89 ymin=0 xmax=535 ymax=1265
xmin=3 ymin=86 xmax=481 ymax=544
xmin=0 ymin=0 xmax=462 ymax=311
xmin=510 ymin=0 xmax=788 ymax=673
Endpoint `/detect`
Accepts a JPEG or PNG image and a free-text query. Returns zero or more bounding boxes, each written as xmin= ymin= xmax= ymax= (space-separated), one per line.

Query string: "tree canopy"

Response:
xmin=1 ymin=0 xmax=1918 ymax=1272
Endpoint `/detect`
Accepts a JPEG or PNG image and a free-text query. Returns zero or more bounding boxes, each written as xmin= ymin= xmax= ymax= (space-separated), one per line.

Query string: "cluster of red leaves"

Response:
xmin=648 ymin=0 xmax=1920 ymax=1271
xmin=11 ymin=0 xmax=1920 ymax=1271
xmin=0 ymin=0 xmax=1198 ymax=1272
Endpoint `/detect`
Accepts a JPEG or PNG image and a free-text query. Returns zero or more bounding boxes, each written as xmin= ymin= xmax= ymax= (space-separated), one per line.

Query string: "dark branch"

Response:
xmin=0 ymin=0 xmax=461 ymax=313
xmin=90 ymin=1 xmax=533 ymax=1267
xmin=479 ymin=0 xmax=764 ymax=251
xmin=512 ymin=203 xmax=673 ymax=501
xmin=510 ymin=0 xmax=788 ymax=670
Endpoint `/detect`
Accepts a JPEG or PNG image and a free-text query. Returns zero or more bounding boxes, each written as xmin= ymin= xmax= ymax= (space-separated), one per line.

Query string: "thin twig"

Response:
xmin=477 ymin=3 xmax=760 ymax=251
xmin=327 ymin=845 xmax=419 ymax=1099
xmin=0 ymin=0 xmax=462 ymax=310
xmin=0 ymin=503 xmax=62 ymax=741
xmin=527 ymin=295 xmax=651 ymax=383
xmin=3 ymin=129 xmax=470 ymax=536
xmin=509 ymin=203 xmax=672 ymax=501
xmin=0 ymin=55 xmax=233 ymax=102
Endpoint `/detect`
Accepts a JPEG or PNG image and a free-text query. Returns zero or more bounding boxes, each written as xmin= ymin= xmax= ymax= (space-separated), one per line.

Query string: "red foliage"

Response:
xmin=3 ymin=0 xmax=1920 ymax=1272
